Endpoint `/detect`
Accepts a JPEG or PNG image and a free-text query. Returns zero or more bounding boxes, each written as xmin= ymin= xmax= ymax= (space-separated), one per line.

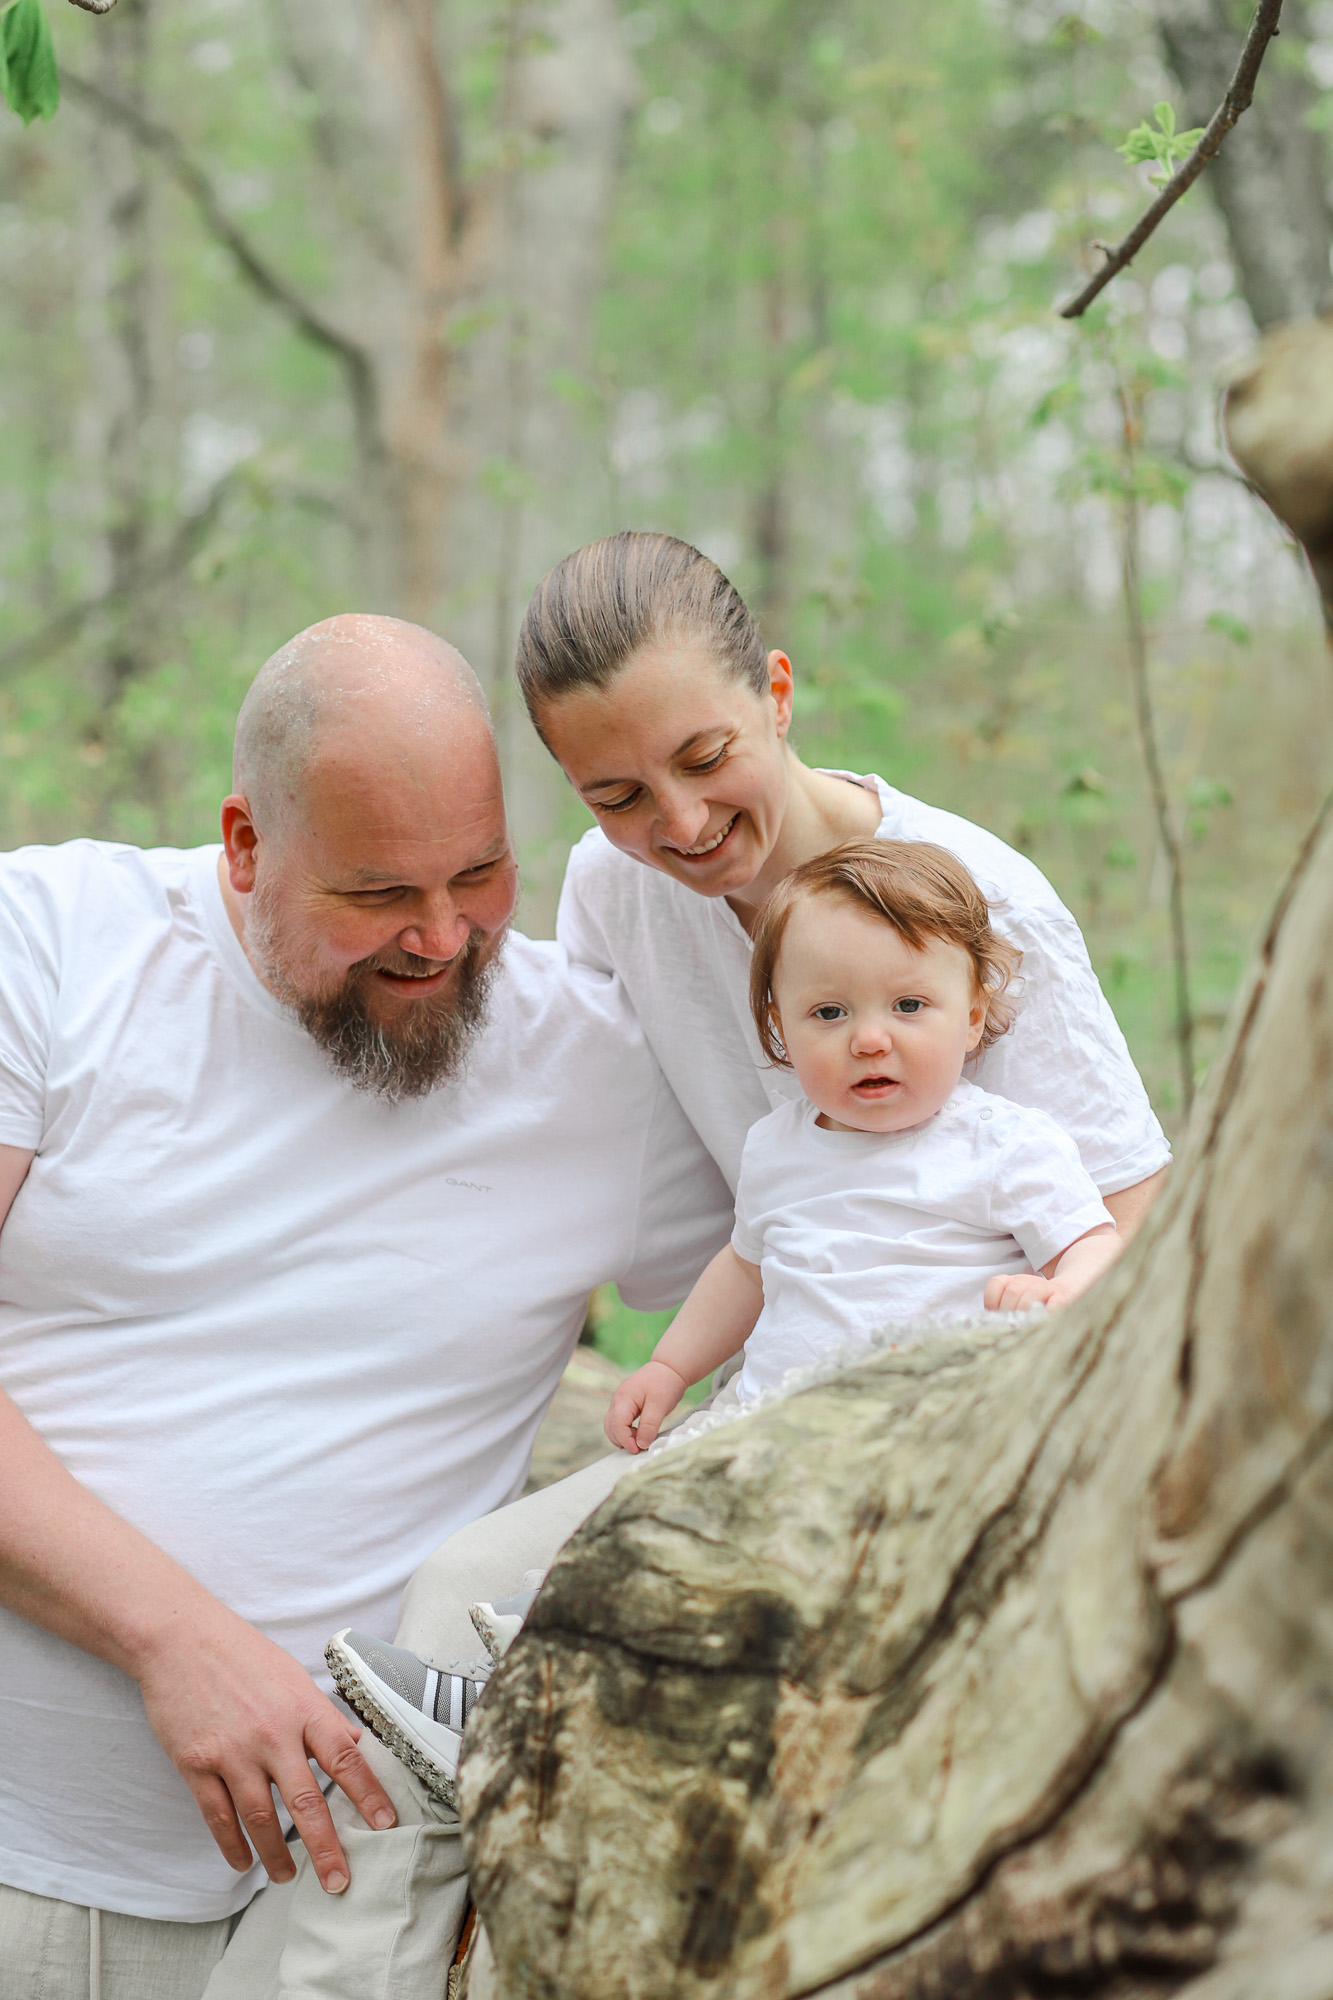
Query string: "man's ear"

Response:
xmin=768 ymin=651 xmax=795 ymax=740
xmin=220 ymin=795 xmax=261 ymax=894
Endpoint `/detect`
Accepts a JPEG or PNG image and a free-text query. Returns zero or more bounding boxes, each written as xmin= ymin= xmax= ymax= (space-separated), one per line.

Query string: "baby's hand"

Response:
xmin=984 ymin=1271 xmax=1059 ymax=1313
xmin=605 ymin=1361 xmax=688 ymax=1453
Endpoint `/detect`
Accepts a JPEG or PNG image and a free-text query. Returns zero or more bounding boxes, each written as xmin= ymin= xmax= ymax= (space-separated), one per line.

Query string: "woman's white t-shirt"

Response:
xmin=730 ymin=1082 xmax=1114 ymax=1402
xmin=556 ymin=772 xmax=1170 ymax=1197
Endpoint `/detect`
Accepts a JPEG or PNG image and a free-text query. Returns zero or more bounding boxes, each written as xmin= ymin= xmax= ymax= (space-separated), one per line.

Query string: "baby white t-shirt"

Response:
xmin=0 ymin=840 xmax=731 ymax=1920
xmin=557 ymin=771 xmax=1171 ymax=1198
xmin=729 ymin=1080 xmax=1114 ymax=1402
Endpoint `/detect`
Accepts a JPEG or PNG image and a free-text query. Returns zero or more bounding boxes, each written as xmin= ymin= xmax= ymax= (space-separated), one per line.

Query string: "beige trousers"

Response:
xmin=249 ymin=1451 xmax=642 ymax=2000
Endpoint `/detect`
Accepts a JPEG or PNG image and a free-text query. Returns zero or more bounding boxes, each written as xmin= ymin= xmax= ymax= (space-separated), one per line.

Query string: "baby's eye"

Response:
xmin=812 ymin=1004 xmax=846 ymax=1022
xmin=894 ymin=997 xmax=925 ymax=1014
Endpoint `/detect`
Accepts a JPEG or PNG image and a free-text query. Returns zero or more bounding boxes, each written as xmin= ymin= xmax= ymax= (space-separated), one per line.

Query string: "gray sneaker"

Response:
xmin=325 ymin=1630 xmax=491 ymax=1807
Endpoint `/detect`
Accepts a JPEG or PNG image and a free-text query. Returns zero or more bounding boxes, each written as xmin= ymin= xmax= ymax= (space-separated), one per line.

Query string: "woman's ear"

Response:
xmin=768 ymin=651 xmax=795 ymax=738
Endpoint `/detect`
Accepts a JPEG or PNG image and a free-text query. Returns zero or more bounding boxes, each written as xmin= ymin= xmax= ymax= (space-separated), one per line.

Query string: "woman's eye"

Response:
xmin=589 ymin=792 xmax=640 ymax=815
xmin=684 ymin=747 xmax=728 ymax=775
xmin=813 ymin=1004 xmax=846 ymax=1022
xmin=895 ymin=998 xmax=925 ymax=1014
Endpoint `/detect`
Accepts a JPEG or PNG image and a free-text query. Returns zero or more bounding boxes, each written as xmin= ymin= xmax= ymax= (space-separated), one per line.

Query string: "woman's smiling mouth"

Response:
xmin=662 ymin=813 xmax=739 ymax=860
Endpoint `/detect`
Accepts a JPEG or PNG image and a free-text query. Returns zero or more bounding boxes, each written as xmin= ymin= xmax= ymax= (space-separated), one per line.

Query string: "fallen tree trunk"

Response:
xmin=458 ymin=328 xmax=1333 ymax=2000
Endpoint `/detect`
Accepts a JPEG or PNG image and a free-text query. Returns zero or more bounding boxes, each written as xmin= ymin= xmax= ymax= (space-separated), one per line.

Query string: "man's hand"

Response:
xmin=135 ymin=1598 xmax=397 ymax=1893
xmin=605 ymin=1360 xmax=688 ymax=1453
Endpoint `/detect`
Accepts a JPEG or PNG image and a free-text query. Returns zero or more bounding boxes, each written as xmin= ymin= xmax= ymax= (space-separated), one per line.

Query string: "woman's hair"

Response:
xmin=749 ymin=838 xmax=1022 ymax=1067
xmin=515 ymin=532 xmax=768 ymax=731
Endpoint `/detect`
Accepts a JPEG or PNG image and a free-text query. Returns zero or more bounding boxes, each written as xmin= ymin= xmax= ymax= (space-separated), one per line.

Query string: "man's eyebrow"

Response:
xmin=342 ymin=839 xmax=511 ymax=887
xmin=582 ymin=727 xmax=722 ymax=791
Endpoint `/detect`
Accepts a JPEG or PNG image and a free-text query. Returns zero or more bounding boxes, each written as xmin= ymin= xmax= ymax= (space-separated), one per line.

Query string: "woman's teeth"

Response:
xmin=673 ymin=815 xmax=737 ymax=857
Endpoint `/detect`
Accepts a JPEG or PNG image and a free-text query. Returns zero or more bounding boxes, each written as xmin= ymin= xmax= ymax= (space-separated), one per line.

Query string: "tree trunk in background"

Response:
xmin=456 ymin=333 xmax=1333 ymax=2000
xmin=269 ymin=0 xmax=468 ymax=623
xmin=267 ymin=0 xmax=629 ymax=920
xmin=447 ymin=0 xmax=634 ymax=931
xmin=1156 ymin=0 xmax=1333 ymax=326
xmin=80 ymin=0 xmax=160 ymax=721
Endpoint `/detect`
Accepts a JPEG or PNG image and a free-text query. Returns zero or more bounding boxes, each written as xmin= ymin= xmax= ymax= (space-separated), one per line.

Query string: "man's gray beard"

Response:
xmin=246 ymin=886 xmax=503 ymax=1103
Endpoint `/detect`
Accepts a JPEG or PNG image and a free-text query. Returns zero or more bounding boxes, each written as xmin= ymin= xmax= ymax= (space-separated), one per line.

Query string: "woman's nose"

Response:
xmin=657 ymin=789 xmax=711 ymax=851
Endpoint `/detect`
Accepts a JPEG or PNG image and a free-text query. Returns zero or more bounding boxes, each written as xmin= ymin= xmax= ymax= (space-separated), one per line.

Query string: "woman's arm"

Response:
xmin=1103 ymin=1167 xmax=1168 ymax=1241
xmin=605 ymin=1244 xmax=763 ymax=1452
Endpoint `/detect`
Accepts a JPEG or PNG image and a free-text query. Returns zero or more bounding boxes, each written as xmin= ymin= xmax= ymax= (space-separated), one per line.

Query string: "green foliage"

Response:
xmin=0 ymin=0 xmax=1329 ymax=1140
xmin=0 ymin=0 xmax=58 ymax=126
xmin=1116 ymin=101 xmax=1204 ymax=186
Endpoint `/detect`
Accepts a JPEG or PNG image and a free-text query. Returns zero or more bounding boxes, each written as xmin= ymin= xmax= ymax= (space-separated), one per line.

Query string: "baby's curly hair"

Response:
xmin=749 ymin=838 xmax=1022 ymax=1068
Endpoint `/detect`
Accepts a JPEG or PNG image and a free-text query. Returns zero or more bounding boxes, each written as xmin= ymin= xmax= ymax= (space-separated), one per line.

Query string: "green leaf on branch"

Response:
xmin=1 ymin=0 xmax=60 ymax=125
xmin=1116 ymin=101 xmax=1204 ymax=185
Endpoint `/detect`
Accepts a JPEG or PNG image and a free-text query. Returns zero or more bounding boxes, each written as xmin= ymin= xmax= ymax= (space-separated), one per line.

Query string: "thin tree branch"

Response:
xmin=1115 ymin=368 xmax=1196 ymax=1117
xmin=1058 ymin=0 xmax=1285 ymax=320
xmin=0 ymin=479 xmax=231 ymax=685
xmin=62 ymin=71 xmax=380 ymax=455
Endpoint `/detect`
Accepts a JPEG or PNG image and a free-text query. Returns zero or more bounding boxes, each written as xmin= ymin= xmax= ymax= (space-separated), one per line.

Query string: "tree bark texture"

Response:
xmin=1156 ymin=0 xmax=1333 ymax=327
xmin=458 ymin=327 xmax=1333 ymax=1993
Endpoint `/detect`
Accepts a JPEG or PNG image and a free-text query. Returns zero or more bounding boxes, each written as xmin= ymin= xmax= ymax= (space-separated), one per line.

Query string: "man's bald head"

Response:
xmin=233 ymin=614 xmax=492 ymax=840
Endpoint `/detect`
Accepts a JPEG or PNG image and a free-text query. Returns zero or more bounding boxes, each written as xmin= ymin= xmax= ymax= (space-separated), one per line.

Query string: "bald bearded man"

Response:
xmin=0 ymin=617 xmax=731 ymax=1997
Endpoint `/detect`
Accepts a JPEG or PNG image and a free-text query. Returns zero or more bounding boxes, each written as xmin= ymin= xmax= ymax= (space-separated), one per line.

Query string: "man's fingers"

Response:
xmin=231 ymin=1774 xmax=299 ymax=1885
xmin=309 ymin=1718 xmax=397 ymax=1834
xmin=274 ymin=1765 xmax=350 ymax=1894
xmin=186 ymin=1771 xmax=256 ymax=1874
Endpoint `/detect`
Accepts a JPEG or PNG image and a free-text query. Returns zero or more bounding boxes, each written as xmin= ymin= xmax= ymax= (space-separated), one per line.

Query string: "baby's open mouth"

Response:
xmin=852 ymin=1075 xmax=900 ymax=1094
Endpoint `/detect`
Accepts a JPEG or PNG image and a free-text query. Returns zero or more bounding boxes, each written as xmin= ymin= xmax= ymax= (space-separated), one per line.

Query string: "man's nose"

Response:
xmin=656 ymin=786 xmax=710 ymax=851
xmin=397 ymin=898 xmax=470 ymax=963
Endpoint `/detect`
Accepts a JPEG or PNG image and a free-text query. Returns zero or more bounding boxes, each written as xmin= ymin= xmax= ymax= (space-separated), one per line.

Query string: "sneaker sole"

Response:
xmin=325 ymin=1638 xmax=460 ymax=1810
xmin=469 ymin=1600 xmax=526 ymax=1662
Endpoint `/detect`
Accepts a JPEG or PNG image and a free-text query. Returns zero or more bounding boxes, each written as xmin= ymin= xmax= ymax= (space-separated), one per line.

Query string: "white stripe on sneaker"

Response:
xmin=423 ymin=1667 xmax=441 ymax=1723
xmin=448 ymin=1676 xmax=463 ymax=1731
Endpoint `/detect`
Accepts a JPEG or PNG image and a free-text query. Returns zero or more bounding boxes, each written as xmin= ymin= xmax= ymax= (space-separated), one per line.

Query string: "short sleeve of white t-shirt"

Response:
xmin=728 ymin=1083 xmax=1113 ymax=1399
xmin=557 ymin=773 xmax=1170 ymax=1199
xmin=0 ymin=871 xmax=56 ymax=1148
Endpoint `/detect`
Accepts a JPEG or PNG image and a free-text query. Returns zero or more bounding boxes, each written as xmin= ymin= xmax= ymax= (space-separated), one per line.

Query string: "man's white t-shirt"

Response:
xmin=557 ymin=772 xmax=1171 ymax=1197
xmin=0 ymin=841 xmax=732 ymax=1921
xmin=731 ymin=1082 xmax=1114 ymax=1401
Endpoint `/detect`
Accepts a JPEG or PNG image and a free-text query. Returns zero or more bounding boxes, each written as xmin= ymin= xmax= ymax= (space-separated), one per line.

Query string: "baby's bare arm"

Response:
xmin=605 ymin=1246 xmax=763 ymax=1451
xmin=984 ymin=1224 xmax=1120 ymax=1314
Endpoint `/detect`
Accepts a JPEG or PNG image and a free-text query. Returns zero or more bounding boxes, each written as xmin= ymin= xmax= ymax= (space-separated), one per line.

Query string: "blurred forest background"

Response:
xmin=2 ymin=0 xmax=1333 ymax=1176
